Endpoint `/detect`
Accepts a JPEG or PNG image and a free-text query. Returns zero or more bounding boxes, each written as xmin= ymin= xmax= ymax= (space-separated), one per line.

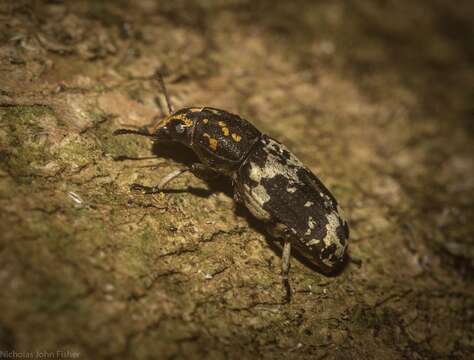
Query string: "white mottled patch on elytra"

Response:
xmin=304 ymin=201 xmax=313 ymax=207
xmin=249 ymin=161 xmax=280 ymax=183
xmin=242 ymin=184 xmax=272 ymax=221
xmin=242 ymin=141 xmax=307 ymax=223
xmin=305 ymin=229 xmax=311 ymax=236
xmin=322 ymin=212 xmax=346 ymax=256
xmin=248 ymin=162 xmax=261 ymax=182
xmin=324 ymin=199 xmax=333 ymax=209
xmin=307 ymin=239 xmax=320 ymax=246
xmin=337 ymin=204 xmax=347 ymax=223
xmin=247 ymin=139 xmax=306 ymax=191
xmin=253 ymin=184 xmax=270 ymax=203
xmin=307 ymin=216 xmax=317 ymax=230
xmin=319 ymin=192 xmax=331 ymax=201
xmin=318 ymin=211 xmax=347 ymax=267
xmin=263 ymin=137 xmax=305 ymax=168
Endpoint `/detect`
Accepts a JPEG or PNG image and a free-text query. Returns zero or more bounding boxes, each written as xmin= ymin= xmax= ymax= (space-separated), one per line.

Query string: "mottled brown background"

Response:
xmin=0 ymin=1 xmax=473 ymax=359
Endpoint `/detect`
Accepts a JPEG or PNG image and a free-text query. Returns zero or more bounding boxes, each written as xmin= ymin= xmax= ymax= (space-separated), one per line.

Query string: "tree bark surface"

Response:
xmin=0 ymin=1 xmax=473 ymax=359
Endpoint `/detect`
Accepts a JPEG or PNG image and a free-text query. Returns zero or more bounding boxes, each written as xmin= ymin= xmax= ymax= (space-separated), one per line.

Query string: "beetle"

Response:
xmin=114 ymin=74 xmax=349 ymax=295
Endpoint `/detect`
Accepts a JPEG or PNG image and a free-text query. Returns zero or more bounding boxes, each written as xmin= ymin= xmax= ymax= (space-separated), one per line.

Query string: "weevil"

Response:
xmin=114 ymin=74 xmax=349 ymax=295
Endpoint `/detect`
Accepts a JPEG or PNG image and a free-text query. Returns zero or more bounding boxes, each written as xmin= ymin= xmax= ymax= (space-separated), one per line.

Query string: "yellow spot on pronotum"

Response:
xmin=203 ymin=118 xmax=209 ymax=124
xmin=203 ymin=133 xmax=218 ymax=151
xmin=181 ymin=117 xmax=194 ymax=127
xmin=153 ymin=114 xmax=194 ymax=133
xmin=231 ymin=133 xmax=242 ymax=142
xmin=209 ymin=138 xmax=218 ymax=151
xmin=217 ymin=120 xmax=230 ymax=136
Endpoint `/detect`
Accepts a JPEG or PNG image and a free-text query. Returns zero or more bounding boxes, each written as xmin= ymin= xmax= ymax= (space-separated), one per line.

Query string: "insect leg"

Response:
xmin=113 ymin=155 xmax=160 ymax=161
xmin=129 ymin=163 xmax=214 ymax=194
xmin=281 ymin=240 xmax=292 ymax=280
xmin=189 ymin=163 xmax=220 ymax=181
xmin=130 ymin=168 xmax=190 ymax=194
xmin=281 ymin=240 xmax=292 ymax=302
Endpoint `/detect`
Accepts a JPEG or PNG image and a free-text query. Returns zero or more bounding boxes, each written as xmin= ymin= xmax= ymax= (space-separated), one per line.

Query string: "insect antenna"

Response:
xmin=155 ymin=71 xmax=174 ymax=115
xmin=113 ymin=128 xmax=154 ymax=137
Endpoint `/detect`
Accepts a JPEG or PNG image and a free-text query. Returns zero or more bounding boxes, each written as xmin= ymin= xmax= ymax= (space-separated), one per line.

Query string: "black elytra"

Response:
xmin=114 ymin=77 xmax=349 ymax=294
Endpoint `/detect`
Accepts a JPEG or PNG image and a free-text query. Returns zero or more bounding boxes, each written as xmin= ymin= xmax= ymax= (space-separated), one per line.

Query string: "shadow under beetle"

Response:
xmin=114 ymin=74 xmax=349 ymax=298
